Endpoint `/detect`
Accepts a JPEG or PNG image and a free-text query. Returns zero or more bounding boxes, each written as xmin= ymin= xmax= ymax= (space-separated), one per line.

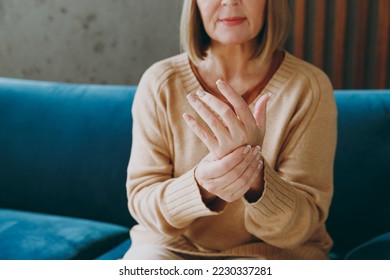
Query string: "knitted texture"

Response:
xmin=126 ymin=52 xmax=337 ymax=259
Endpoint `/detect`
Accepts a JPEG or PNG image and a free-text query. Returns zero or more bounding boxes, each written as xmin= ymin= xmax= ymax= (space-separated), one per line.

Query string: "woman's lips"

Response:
xmin=219 ymin=17 xmax=246 ymax=26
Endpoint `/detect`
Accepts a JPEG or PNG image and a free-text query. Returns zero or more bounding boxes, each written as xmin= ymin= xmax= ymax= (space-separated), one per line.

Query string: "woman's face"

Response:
xmin=196 ymin=0 xmax=267 ymax=46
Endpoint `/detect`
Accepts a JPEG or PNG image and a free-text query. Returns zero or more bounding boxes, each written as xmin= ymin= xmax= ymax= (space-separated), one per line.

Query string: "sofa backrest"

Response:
xmin=1 ymin=77 xmax=389 ymax=257
xmin=0 ymin=77 xmax=136 ymax=227
xmin=328 ymin=90 xmax=390 ymax=258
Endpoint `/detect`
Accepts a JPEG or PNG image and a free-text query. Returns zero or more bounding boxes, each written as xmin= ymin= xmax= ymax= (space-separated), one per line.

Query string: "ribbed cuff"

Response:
xmin=163 ymin=167 xmax=222 ymax=228
xmin=245 ymin=160 xmax=296 ymax=217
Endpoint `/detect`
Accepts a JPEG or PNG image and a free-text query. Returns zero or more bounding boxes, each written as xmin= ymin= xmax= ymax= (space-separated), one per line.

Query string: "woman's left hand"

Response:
xmin=183 ymin=79 xmax=270 ymax=159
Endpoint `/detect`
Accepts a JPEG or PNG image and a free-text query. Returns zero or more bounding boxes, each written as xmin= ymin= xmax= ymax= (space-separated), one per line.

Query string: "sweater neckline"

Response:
xmin=177 ymin=51 xmax=297 ymax=107
xmin=188 ymin=50 xmax=285 ymax=108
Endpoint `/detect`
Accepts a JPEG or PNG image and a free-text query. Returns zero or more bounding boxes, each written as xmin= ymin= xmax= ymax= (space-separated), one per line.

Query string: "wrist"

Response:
xmin=196 ymin=178 xmax=223 ymax=211
xmin=194 ymin=165 xmax=217 ymax=203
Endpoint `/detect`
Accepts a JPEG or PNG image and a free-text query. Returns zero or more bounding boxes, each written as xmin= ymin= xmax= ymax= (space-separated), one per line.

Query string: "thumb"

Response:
xmin=253 ymin=93 xmax=271 ymax=132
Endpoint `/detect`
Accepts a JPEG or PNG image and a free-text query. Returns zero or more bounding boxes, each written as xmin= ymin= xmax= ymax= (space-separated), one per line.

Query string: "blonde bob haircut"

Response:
xmin=180 ymin=0 xmax=291 ymax=64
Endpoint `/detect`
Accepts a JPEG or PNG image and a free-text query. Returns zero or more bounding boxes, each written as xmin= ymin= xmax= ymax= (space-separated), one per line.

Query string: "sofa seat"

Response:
xmin=96 ymin=239 xmax=131 ymax=260
xmin=0 ymin=209 xmax=129 ymax=260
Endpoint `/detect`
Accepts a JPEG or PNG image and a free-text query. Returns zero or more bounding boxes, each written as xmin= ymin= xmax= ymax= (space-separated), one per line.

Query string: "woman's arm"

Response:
xmin=126 ymin=69 xmax=260 ymax=237
xmin=244 ymin=78 xmax=337 ymax=248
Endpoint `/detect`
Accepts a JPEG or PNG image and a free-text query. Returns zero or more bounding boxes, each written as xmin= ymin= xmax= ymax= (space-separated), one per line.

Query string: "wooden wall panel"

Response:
xmin=355 ymin=0 xmax=370 ymax=89
xmin=287 ymin=0 xmax=389 ymax=89
xmin=376 ymin=0 xmax=390 ymax=88
xmin=332 ymin=0 xmax=347 ymax=89
xmin=312 ymin=0 xmax=326 ymax=70
xmin=292 ymin=0 xmax=306 ymax=59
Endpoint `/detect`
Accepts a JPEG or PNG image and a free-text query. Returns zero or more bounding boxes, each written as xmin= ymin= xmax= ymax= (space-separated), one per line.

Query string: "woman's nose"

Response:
xmin=221 ymin=0 xmax=240 ymax=7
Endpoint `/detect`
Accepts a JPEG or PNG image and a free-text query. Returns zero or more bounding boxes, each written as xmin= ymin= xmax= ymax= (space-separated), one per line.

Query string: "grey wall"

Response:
xmin=0 ymin=0 xmax=183 ymax=85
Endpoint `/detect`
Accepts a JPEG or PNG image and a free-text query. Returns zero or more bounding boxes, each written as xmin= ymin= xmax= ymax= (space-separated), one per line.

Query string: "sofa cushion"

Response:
xmin=345 ymin=233 xmax=390 ymax=260
xmin=0 ymin=209 xmax=129 ymax=260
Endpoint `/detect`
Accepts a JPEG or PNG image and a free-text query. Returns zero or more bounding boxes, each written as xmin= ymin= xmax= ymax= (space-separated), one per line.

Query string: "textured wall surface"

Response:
xmin=0 ymin=0 xmax=183 ymax=85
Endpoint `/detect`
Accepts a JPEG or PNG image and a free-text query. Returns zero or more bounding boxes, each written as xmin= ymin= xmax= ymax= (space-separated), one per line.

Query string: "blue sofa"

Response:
xmin=1 ymin=77 xmax=389 ymax=260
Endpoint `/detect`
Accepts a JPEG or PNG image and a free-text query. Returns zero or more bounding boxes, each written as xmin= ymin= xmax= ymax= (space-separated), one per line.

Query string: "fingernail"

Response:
xmin=258 ymin=160 xmax=264 ymax=170
xmin=187 ymin=93 xmax=196 ymax=103
xmin=216 ymin=79 xmax=226 ymax=88
xmin=196 ymin=90 xmax=205 ymax=97
xmin=242 ymin=145 xmax=251 ymax=154
xmin=253 ymin=146 xmax=261 ymax=155
xmin=268 ymin=92 xmax=272 ymax=99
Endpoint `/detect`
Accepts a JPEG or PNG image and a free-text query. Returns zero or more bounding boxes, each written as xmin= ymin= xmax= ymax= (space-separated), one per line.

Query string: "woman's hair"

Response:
xmin=180 ymin=0 xmax=291 ymax=64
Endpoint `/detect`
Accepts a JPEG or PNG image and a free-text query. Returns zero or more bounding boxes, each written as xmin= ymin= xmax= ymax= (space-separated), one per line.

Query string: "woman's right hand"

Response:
xmin=195 ymin=144 xmax=263 ymax=203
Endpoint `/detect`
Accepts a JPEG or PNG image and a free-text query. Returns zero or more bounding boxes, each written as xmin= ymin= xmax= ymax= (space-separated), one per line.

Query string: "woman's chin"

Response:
xmin=215 ymin=37 xmax=252 ymax=47
xmin=212 ymin=32 xmax=255 ymax=47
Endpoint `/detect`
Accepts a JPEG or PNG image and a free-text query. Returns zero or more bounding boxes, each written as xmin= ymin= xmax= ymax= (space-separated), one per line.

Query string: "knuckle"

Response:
xmin=222 ymin=107 xmax=233 ymax=119
xmin=251 ymin=160 xmax=259 ymax=168
xmin=237 ymin=102 xmax=248 ymax=112
xmin=237 ymin=133 xmax=248 ymax=145
xmin=196 ymin=103 xmax=206 ymax=114
xmin=210 ymin=116 xmax=220 ymax=128
xmin=189 ymin=122 xmax=197 ymax=129
xmin=201 ymin=130 xmax=209 ymax=140
xmin=244 ymin=154 xmax=253 ymax=163
xmin=187 ymin=118 xmax=197 ymax=128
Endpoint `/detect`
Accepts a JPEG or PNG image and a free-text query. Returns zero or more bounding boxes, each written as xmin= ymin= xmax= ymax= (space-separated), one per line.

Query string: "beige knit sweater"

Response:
xmin=126 ymin=51 xmax=337 ymax=260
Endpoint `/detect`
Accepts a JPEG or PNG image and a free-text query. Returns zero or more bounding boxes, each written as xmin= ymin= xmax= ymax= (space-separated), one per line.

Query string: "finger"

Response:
xmin=225 ymin=147 xmax=261 ymax=193
xmin=195 ymin=90 xmax=243 ymax=133
xmin=231 ymin=158 xmax=264 ymax=200
xmin=200 ymin=144 xmax=252 ymax=179
xmin=186 ymin=93 xmax=229 ymax=140
xmin=216 ymin=79 xmax=254 ymax=124
xmin=224 ymin=161 xmax=261 ymax=202
xmin=244 ymin=154 xmax=264 ymax=188
xmin=222 ymin=148 xmax=263 ymax=201
xmin=253 ymin=92 xmax=271 ymax=131
xmin=183 ymin=113 xmax=218 ymax=151
xmin=210 ymin=146 xmax=261 ymax=190
xmin=242 ymin=158 xmax=265 ymax=202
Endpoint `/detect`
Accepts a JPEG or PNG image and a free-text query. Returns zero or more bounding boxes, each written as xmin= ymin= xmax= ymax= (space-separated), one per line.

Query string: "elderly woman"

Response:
xmin=123 ymin=0 xmax=337 ymax=260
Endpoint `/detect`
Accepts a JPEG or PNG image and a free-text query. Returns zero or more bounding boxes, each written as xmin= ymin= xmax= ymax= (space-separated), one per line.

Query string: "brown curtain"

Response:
xmin=285 ymin=0 xmax=389 ymax=89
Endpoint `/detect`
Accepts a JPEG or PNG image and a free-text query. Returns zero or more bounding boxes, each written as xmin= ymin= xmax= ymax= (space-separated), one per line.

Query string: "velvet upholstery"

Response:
xmin=345 ymin=233 xmax=390 ymax=260
xmin=0 ymin=78 xmax=136 ymax=228
xmin=0 ymin=209 xmax=128 ymax=260
xmin=96 ymin=239 xmax=131 ymax=260
xmin=327 ymin=91 xmax=390 ymax=258
xmin=0 ymin=77 xmax=389 ymax=259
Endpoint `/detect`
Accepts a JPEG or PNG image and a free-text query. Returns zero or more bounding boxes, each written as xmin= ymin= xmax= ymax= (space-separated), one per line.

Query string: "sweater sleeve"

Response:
xmin=126 ymin=66 xmax=222 ymax=237
xmin=244 ymin=71 xmax=337 ymax=249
